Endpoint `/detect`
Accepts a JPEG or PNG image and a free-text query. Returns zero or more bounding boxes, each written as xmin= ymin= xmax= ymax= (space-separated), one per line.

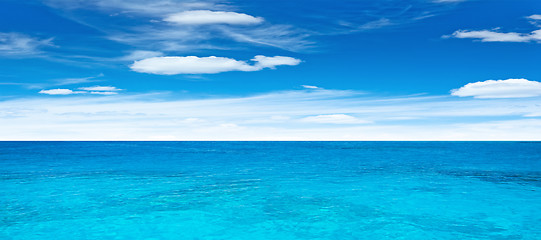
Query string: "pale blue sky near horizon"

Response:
xmin=0 ymin=0 xmax=540 ymax=140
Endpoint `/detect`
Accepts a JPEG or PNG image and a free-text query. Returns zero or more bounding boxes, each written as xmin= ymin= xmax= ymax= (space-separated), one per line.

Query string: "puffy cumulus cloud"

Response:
xmin=130 ymin=55 xmax=301 ymax=75
xmin=451 ymin=79 xmax=541 ymax=98
xmin=164 ymin=10 xmax=263 ymax=25
xmin=0 ymin=32 xmax=54 ymax=56
xmin=39 ymin=89 xmax=80 ymax=95
xmin=300 ymin=114 xmax=371 ymax=124
xmin=449 ymin=29 xmax=541 ymax=42
xmin=131 ymin=56 xmax=255 ymax=74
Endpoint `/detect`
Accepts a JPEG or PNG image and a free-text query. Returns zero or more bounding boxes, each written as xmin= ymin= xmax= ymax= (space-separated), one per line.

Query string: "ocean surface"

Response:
xmin=0 ymin=141 xmax=540 ymax=239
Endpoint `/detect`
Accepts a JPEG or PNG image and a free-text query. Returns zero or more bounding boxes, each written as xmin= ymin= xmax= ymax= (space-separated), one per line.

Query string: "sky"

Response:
xmin=0 ymin=0 xmax=540 ymax=140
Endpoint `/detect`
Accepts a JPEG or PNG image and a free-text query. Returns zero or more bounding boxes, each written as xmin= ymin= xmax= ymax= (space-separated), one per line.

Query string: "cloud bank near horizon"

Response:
xmin=3 ymin=87 xmax=541 ymax=140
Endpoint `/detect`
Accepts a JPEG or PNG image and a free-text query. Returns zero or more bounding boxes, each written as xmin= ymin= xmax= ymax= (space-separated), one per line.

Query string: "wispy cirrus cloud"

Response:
xmin=2 ymin=86 xmax=541 ymax=140
xmin=42 ymin=0 xmax=312 ymax=52
xmin=216 ymin=24 xmax=313 ymax=51
xmin=131 ymin=55 xmax=301 ymax=75
xmin=297 ymin=0 xmax=465 ymax=36
xmin=78 ymin=86 xmax=123 ymax=91
xmin=1 ymin=74 xmax=104 ymax=90
xmin=300 ymin=114 xmax=371 ymax=124
xmin=40 ymin=0 xmax=464 ymax=55
xmin=43 ymin=0 xmax=221 ymax=15
xmin=118 ymin=50 xmax=164 ymax=61
xmin=54 ymin=74 xmax=103 ymax=86
xmin=88 ymin=91 xmax=120 ymax=95
xmin=0 ymin=32 xmax=54 ymax=56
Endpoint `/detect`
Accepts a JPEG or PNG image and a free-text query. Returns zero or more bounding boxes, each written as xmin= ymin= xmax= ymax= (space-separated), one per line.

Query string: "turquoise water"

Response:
xmin=1 ymin=142 xmax=540 ymax=239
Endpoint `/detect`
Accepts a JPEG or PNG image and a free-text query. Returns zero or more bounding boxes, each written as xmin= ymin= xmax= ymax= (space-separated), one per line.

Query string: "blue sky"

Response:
xmin=0 ymin=0 xmax=540 ymax=140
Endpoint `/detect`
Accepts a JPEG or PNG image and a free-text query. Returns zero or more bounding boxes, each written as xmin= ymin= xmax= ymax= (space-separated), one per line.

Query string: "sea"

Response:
xmin=1 ymin=141 xmax=540 ymax=239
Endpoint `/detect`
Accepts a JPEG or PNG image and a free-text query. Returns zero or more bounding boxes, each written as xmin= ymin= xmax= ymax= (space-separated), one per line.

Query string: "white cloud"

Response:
xmin=448 ymin=15 xmax=541 ymax=42
xmin=0 ymin=32 xmax=54 ymax=56
xmin=4 ymin=88 xmax=541 ymax=140
xmin=108 ymin=22 xmax=312 ymax=52
xmin=357 ymin=18 xmax=393 ymax=30
xmin=43 ymin=0 xmax=217 ymax=16
xmin=42 ymin=0 xmax=463 ymax=54
xmin=527 ymin=14 xmax=541 ymax=20
xmin=300 ymin=114 xmax=370 ymax=124
xmin=217 ymin=24 xmax=313 ymax=51
xmin=44 ymin=0 xmax=311 ymax=52
xmin=131 ymin=56 xmax=255 ymax=74
xmin=302 ymin=85 xmax=319 ymax=89
xmin=39 ymin=89 xmax=80 ymax=95
xmin=119 ymin=50 xmax=164 ymax=61
xmin=164 ymin=10 xmax=263 ymax=25
xmin=54 ymin=75 xmax=101 ymax=86
xmin=451 ymin=78 xmax=541 ymax=98
xmin=79 ymin=86 xmax=123 ymax=91
xmin=89 ymin=91 xmax=118 ymax=95
xmin=130 ymin=55 xmax=301 ymax=75
xmin=528 ymin=15 xmax=541 ymax=27
xmin=450 ymin=29 xmax=541 ymax=42
xmin=2 ymin=75 xmax=104 ymax=90
xmin=252 ymin=55 xmax=301 ymax=69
